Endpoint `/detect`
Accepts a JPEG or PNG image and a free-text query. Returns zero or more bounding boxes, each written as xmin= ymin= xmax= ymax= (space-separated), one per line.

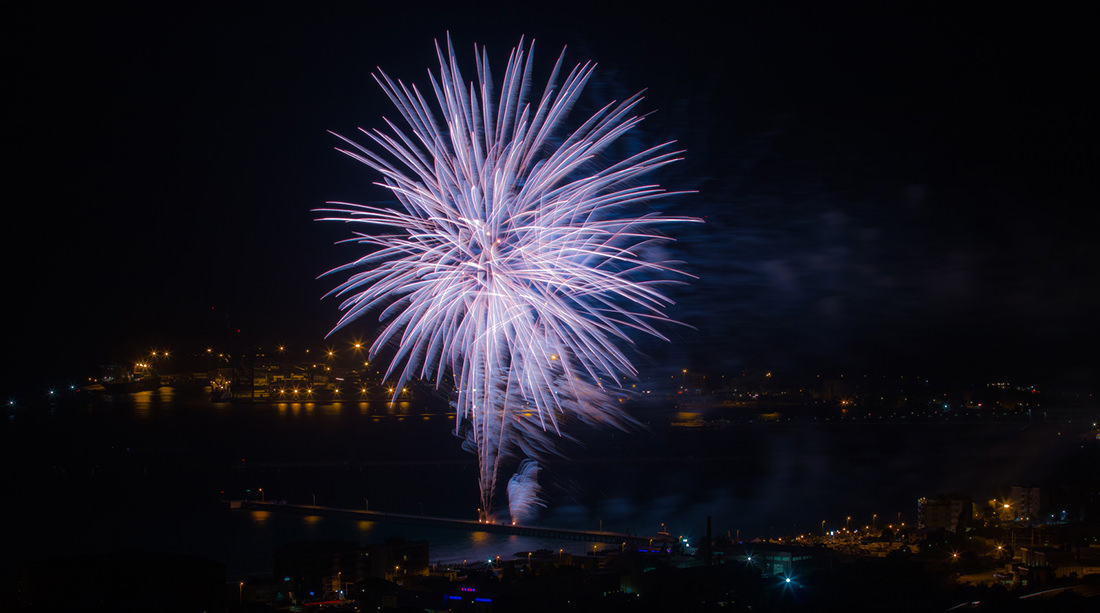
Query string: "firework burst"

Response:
xmin=318 ymin=36 xmax=696 ymax=520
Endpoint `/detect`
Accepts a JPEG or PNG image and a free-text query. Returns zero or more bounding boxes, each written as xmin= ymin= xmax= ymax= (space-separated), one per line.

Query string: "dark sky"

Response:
xmin=5 ymin=2 xmax=1096 ymax=394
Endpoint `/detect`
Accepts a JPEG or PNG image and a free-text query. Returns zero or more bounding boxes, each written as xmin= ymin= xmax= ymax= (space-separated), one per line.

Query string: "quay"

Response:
xmin=234 ymin=500 xmax=664 ymax=547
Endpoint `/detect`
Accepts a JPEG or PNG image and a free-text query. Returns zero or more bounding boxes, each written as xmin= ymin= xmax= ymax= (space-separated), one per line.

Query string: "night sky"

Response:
xmin=5 ymin=2 xmax=1096 ymax=394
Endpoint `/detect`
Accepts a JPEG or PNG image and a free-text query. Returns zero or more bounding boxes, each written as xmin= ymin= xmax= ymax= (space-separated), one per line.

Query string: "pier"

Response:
xmin=234 ymin=501 xmax=665 ymax=547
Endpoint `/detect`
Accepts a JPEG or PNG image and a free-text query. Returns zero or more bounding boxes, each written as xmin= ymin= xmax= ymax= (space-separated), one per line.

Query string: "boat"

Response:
xmin=101 ymin=374 xmax=160 ymax=394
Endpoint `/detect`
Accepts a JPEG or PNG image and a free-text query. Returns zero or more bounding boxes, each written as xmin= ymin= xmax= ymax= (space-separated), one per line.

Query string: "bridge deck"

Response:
xmin=236 ymin=501 xmax=664 ymax=546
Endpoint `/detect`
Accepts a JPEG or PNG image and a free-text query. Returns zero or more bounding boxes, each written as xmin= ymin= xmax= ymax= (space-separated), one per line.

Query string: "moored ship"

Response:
xmin=101 ymin=373 xmax=160 ymax=394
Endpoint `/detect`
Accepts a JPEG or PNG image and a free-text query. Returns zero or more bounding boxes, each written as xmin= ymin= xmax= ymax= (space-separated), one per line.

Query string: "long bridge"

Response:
xmin=234 ymin=500 xmax=671 ymax=548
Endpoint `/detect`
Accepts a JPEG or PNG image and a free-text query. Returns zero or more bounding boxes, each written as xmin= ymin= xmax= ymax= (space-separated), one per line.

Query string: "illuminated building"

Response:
xmin=1009 ymin=486 xmax=1043 ymax=523
xmin=917 ymin=494 xmax=971 ymax=533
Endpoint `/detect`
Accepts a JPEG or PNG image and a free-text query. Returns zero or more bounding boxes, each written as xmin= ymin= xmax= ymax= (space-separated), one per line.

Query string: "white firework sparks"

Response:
xmin=507 ymin=459 xmax=544 ymax=524
xmin=318 ymin=36 xmax=696 ymax=519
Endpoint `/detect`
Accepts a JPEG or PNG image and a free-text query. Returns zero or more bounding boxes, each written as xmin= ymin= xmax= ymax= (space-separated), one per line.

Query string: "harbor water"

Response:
xmin=1 ymin=385 xmax=1091 ymax=578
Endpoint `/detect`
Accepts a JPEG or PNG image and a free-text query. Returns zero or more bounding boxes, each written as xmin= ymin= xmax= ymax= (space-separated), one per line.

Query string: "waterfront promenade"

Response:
xmin=235 ymin=500 xmax=663 ymax=547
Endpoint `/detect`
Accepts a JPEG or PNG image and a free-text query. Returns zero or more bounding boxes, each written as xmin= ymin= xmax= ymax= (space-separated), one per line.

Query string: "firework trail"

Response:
xmin=318 ymin=36 xmax=696 ymax=520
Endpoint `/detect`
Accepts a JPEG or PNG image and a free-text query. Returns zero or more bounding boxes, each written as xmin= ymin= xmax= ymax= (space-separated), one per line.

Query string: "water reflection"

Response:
xmin=126 ymin=386 xmax=180 ymax=418
xmin=469 ymin=530 xmax=490 ymax=545
xmin=132 ymin=390 xmax=154 ymax=417
xmin=13 ymin=386 xmax=1091 ymax=578
xmin=250 ymin=510 xmax=271 ymax=527
xmin=256 ymin=398 xmax=450 ymax=422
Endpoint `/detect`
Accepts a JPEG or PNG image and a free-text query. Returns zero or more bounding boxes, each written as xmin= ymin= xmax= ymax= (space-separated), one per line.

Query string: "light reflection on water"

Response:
xmin=249 ymin=510 xmax=271 ymax=527
xmin=260 ymin=400 xmax=429 ymax=419
xmin=469 ymin=530 xmax=490 ymax=544
xmin=127 ymin=386 xmax=177 ymax=417
xmin=132 ymin=390 xmax=154 ymax=417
